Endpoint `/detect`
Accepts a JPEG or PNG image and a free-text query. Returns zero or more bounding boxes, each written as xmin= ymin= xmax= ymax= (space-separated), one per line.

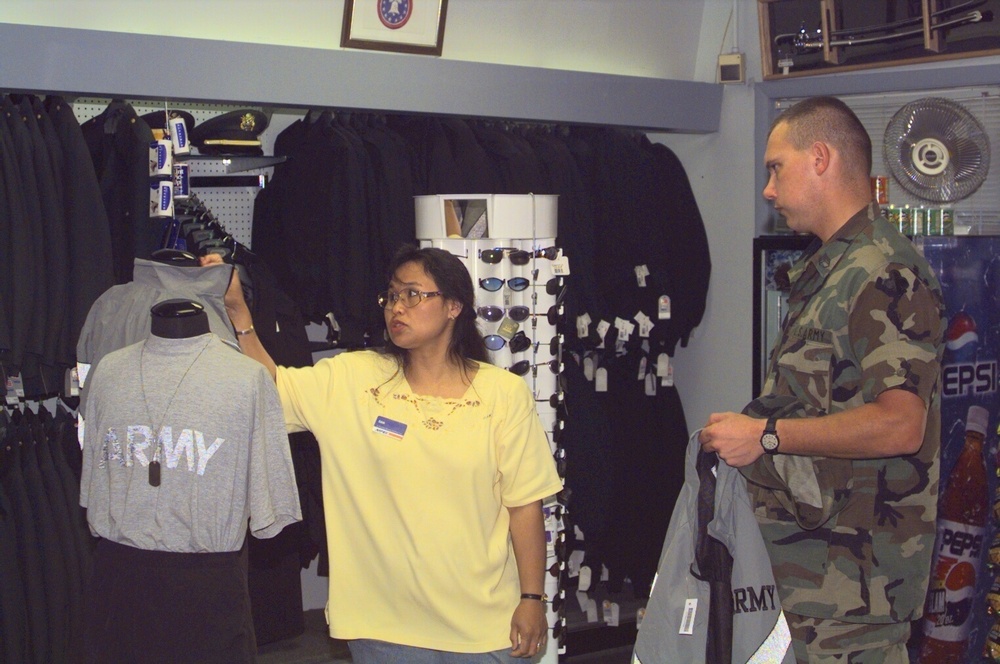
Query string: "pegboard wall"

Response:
xmin=70 ymin=98 xmax=298 ymax=249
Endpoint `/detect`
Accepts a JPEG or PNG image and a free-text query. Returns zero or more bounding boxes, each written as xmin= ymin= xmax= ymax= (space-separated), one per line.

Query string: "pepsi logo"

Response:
xmin=945 ymin=311 xmax=978 ymax=353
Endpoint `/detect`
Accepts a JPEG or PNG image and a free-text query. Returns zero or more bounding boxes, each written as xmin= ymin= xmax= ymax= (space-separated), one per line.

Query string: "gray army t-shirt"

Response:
xmin=80 ymin=332 xmax=301 ymax=552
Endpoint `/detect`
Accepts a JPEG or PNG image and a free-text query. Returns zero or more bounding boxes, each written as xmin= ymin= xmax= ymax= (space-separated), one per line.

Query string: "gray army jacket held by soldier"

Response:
xmin=634 ymin=431 xmax=795 ymax=664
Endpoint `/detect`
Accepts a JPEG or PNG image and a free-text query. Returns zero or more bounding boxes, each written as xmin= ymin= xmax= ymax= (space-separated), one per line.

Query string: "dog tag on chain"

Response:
xmin=149 ymin=461 xmax=161 ymax=487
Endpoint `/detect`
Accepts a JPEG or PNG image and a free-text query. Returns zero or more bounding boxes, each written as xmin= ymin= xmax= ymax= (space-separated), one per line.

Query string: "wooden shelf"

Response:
xmin=758 ymin=0 xmax=1000 ymax=79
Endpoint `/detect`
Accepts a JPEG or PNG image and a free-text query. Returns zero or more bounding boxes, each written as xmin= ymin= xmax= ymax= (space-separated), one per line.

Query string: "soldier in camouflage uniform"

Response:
xmin=700 ymin=96 xmax=946 ymax=662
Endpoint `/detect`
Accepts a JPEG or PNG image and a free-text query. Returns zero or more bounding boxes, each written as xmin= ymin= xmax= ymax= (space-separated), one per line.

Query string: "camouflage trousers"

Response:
xmin=785 ymin=612 xmax=911 ymax=663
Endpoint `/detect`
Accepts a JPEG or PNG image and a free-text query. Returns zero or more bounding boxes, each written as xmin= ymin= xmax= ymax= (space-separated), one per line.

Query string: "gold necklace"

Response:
xmin=139 ymin=337 xmax=212 ymax=487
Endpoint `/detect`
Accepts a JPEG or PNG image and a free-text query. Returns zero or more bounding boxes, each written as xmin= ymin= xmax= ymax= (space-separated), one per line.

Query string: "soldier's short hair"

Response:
xmin=771 ymin=96 xmax=872 ymax=178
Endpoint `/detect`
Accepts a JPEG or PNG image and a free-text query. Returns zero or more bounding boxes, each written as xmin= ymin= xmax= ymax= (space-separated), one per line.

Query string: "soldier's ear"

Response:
xmin=810 ymin=141 xmax=832 ymax=176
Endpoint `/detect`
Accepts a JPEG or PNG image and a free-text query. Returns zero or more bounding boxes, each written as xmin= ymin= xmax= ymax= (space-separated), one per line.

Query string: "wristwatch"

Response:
xmin=760 ymin=417 xmax=780 ymax=454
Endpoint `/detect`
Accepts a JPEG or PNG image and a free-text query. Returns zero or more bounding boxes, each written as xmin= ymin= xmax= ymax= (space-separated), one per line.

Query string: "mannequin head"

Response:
xmin=150 ymin=299 xmax=210 ymax=338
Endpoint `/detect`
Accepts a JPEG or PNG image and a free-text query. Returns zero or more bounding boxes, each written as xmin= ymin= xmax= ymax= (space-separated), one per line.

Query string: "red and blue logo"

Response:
xmin=379 ymin=0 xmax=411 ymax=29
xmin=945 ymin=311 xmax=978 ymax=360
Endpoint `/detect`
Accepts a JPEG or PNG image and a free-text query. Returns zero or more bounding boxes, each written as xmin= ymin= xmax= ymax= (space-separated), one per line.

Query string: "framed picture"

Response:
xmin=341 ymin=0 xmax=449 ymax=56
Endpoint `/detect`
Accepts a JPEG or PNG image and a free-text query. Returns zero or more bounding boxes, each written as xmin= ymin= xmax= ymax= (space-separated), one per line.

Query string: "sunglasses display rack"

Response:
xmin=417 ymin=192 xmax=569 ymax=661
xmin=419 ymin=233 xmax=570 ymax=661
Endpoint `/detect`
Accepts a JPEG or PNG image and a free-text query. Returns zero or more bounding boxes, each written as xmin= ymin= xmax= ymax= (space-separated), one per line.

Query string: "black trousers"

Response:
xmin=84 ymin=538 xmax=256 ymax=663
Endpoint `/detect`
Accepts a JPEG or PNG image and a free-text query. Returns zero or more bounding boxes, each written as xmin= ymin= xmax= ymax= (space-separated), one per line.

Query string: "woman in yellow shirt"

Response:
xmin=203 ymin=245 xmax=562 ymax=662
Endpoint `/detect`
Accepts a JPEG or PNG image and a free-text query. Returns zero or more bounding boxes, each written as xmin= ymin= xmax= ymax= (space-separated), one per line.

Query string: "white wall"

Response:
xmin=2 ymin=0 xmax=704 ymax=79
xmin=654 ymin=0 xmax=762 ymax=428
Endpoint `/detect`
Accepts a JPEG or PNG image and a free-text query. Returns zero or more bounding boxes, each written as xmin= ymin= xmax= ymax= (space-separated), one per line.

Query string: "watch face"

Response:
xmin=761 ymin=433 xmax=779 ymax=452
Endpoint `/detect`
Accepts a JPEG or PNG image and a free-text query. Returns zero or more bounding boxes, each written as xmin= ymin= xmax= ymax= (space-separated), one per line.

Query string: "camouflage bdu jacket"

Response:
xmin=743 ymin=204 xmax=946 ymax=623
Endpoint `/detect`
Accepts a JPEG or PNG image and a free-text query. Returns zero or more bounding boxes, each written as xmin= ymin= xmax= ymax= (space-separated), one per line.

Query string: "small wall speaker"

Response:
xmin=718 ymin=53 xmax=745 ymax=84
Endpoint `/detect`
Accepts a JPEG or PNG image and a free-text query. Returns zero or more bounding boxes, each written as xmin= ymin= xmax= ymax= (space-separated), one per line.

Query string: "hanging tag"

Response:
xmin=568 ymin=549 xmax=585 ymax=578
xmin=594 ymin=367 xmax=608 ymax=392
xmin=634 ymin=264 xmax=649 ymax=287
xmin=595 ymin=320 xmax=611 ymax=349
xmin=583 ymin=355 xmax=596 ymax=381
xmin=636 ymin=607 xmax=646 ymax=628
xmin=502 ymin=288 xmax=513 ymax=307
xmin=623 ymin=320 xmax=636 ymax=340
xmin=148 ymin=460 xmax=161 ymax=487
xmin=578 ymin=565 xmax=593 ymax=592
xmin=64 ymin=366 xmax=81 ymax=397
xmin=77 ymin=361 xmax=92 ymax=389
xmin=637 ymin=356 xmax=647 ymax=380
xmin=576 ymin=313 xmax=591 ymax=339
xmin=6 ymin=373 xmax=24 ymax=403
xmin=635 ymin=311 xmax=653 ymax=337
xmin=614 ymin=317 xmax=629 ymax=343
xmin=664 ymin=360 xmax=675 ymax=387
xmin=585 ymin=598 xmax=600 ymax=623
xmin=680 ymin=598 xmax=698 ymax=635
xmin=603 ymin=600 xmax=620 ymax=626
xmin=497 ymin=318 xmax=519 ymax=339
xmin=656 ymin=353 xmax=670 ymax=377
xmin=644 ymin=372 xmax=657 ymax=396
xmin=657 ymin=295 xmax=672 ymax=320
xmin=551 ymin=256 xmax=570 ymax=275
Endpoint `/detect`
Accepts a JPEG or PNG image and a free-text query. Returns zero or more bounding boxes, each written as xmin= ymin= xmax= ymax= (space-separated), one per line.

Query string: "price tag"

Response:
xmin=680 ymin=599 xmax=698 ymax=635
xmin=594 ymin=367 xmax=608 ymax=392
xmin=595 ymin=320 xmax=611 ymax=348
xmin=6 ymin=373 xmax=24 ymax=401
xmin=634 ymin=264 xmax=649 ymax=287
xmin=497 ymin=318 xmax=519 ymax=339
xmin=576 ymin=313 xmax=592 ymax=339
xmin=568 ymin=549 xmax=586 ymax=578
xmin=658 ymin=295 xmax=672 ymax=320
xmin=578 ymin=565 xmax=592 ymax=592
xmin=551 ymin=256 xmax=571 ymax=275
xmin=603 ymin=600 xmax=620 ymax=626
xmin=636 ymin=310 xmax=654 ymax=337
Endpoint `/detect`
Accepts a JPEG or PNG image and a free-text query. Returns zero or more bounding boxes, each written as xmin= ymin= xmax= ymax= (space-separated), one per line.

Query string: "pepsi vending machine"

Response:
xmin=917 ymin=235 xmax=1000 ymax=662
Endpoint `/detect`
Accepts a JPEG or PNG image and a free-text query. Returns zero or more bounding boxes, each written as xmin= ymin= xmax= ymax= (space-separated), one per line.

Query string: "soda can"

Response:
xmin=150 ymin=179 xmax=173 ymax=218
xmin=173 ymin=162 xmax=191 ymax=200
xmin=883 ymin=207 xmax=899 ymax=230
xmin=926 ymin=208 xmax=954 ymax=236
xmin=911 ymin=207 xmax=927 ymax=236
xmin=148 ymin=139 xmax=172 ymax=177
xmin=897 ymin=207 xmax=913 ymax=236
xmin=169 ymin=115 xmax=190 ymax=155
xmin=871 ymin=176 xmax=889 ymax=205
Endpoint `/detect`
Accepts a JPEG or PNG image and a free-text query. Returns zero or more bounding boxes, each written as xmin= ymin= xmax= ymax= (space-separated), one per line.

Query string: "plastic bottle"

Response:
xmin=920 ymin=405 xmax=991 ymax=663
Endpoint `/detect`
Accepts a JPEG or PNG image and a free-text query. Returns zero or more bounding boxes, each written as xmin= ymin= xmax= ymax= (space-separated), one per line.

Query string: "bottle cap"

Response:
xmin=967 ymin=405 xmax=990 ymax=436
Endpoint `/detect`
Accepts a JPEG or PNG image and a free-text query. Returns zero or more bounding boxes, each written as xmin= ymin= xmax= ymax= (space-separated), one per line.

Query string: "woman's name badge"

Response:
xmin=373 ymin=416 xmax=407 ymax=440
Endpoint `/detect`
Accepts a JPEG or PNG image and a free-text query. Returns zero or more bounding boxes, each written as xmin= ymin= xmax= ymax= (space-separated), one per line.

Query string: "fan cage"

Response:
xmin=776 ymin=86 xmax=1000 ymax=235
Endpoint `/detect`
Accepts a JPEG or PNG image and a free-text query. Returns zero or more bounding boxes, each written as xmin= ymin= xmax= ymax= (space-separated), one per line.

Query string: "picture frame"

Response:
xmin=341 ymin=0 xmax=449 ymax=56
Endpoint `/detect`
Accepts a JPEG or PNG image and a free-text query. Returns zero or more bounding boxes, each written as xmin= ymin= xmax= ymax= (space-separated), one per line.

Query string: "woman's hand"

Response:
xmin=198 ymin=254 xmax=250 ymax=325
xmin=510 ymin=597 xmax=547 ymax=659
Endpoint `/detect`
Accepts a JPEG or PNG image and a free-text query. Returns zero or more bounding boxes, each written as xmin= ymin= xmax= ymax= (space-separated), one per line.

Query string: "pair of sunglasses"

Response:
xmin=480 ymin=247 xmax=559 ymax=264
xmin=477 ymin=305 xmax=530 ymax=323
xmin=508 ymin=358 xmax=561 ymax=377
xmin=484 ymin=330 xmax=532 ymax=353
xmin=479 ymin=277 xmax=529 ymax=292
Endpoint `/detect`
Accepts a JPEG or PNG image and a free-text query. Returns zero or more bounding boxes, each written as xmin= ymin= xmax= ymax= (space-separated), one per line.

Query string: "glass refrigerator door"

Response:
xmin=752 ymin=235 xmax=813 ymax=398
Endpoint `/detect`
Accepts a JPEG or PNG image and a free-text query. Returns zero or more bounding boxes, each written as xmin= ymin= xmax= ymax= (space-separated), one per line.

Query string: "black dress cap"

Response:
xmin=189 ymin=109 xmax=269 ymax=156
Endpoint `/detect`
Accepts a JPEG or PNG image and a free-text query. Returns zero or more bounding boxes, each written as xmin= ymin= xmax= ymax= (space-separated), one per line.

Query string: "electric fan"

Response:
xmin=882 ymin=97 xmax=990 ymax=203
